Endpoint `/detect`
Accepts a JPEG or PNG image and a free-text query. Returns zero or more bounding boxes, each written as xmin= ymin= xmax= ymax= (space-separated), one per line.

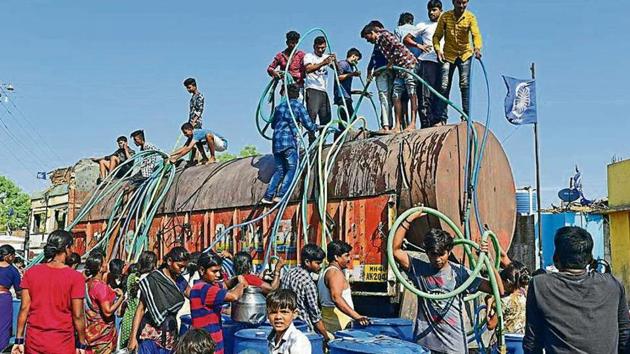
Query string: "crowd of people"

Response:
xmin=2 ymin=1 xmax=630 ymax=353
xmin=1 ymin=224 xmax=628 ymax=354
xmin=0 ymin=232 xmax=366 ymax=354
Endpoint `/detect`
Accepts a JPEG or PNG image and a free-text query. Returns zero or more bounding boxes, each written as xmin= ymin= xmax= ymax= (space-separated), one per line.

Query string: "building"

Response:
xmin=607 ymin=159 xmax=630 ymax=295
xmin=26 ymin=160 xmax=98 ymax=259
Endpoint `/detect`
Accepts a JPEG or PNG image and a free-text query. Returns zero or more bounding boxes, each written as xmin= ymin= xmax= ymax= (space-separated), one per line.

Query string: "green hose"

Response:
xmin=386 ymin=206 xmax=505 ymax=349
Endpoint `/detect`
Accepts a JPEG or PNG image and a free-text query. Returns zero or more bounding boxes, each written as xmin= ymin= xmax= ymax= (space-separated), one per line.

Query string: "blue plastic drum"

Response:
xmin=493 ymin=333 xmax=524 ymax=354
xmin=223 ymin=315 xmax=253 ymax=354
xmin=351 ymin=318 xmax=414 ymax=342
xmin=180 ymin=314 xmax=253 ymax=354
xmin=329 ymin=336 xmax=430 ymax=354
xmin=234 ymin=327 xmax=324 ymax=354
xmin=334 ymin=329 xmax=374 ymax=339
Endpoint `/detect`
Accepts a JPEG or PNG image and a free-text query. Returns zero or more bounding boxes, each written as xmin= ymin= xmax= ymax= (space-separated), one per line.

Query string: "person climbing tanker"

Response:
xmin=261 ymin=83 xmax=319 ymax=205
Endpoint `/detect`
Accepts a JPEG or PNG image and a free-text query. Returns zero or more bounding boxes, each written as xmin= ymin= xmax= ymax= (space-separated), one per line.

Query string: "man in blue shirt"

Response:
xmin=334 ymin=48 xmax=365 ymax=138
xmin=170 ymin=123 xmax=228 ymax=165
xmin=262 ymin=84 xmax=319 ymax=205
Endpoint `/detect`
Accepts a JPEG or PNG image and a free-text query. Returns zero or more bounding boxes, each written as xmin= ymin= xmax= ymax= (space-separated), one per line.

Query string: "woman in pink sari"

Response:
xmin=84 ymin=252 xmax=125 ymax=354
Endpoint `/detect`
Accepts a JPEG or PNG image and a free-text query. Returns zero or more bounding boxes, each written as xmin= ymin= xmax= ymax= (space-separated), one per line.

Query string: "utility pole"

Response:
xmin=24 ymin=208 xmax=33 ymax=261
xmin=531 ymin=63 xmax=544 ymax=269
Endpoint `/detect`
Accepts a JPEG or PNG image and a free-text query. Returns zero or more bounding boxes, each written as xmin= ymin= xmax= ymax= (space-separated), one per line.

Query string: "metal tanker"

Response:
xmin=72 ymin=121 xmax=515 ymax=297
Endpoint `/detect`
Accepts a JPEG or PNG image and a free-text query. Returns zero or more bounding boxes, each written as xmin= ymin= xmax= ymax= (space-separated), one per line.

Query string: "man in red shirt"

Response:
xmin=267 ymin=31 xmax=305 ymax=93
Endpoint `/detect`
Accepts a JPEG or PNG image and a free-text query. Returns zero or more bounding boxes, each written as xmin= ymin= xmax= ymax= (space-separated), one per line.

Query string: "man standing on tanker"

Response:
xmin=433 ymin=0 xmax=482 ymax=123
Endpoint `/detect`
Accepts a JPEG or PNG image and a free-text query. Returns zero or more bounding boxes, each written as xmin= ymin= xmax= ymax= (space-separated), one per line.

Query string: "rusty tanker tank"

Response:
xmin=73 ymin=122 xmax=515 ymax=295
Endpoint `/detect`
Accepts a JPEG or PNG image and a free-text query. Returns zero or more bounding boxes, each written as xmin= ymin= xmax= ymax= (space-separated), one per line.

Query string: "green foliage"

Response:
xmin=0 ymin=176 xmax=31 ymax=231
xmin=217 ymin=145 xmax=262 ymax=162
xmin=216 ymin=152 xmax=237 ymax=163
xmin=239 ymin=145 xmax=261 ymax=158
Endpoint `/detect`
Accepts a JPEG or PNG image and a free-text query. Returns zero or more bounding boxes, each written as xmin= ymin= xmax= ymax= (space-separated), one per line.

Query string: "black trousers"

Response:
xmin=305 ymin=88 xmax=332 ymax=126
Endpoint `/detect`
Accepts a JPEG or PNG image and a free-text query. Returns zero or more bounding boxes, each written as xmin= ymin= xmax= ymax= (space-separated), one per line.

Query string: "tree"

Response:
xmin=0 ymin=176 xmax=31 ymax=232
xmin=217 ymin=145 xmax=262 ymax=162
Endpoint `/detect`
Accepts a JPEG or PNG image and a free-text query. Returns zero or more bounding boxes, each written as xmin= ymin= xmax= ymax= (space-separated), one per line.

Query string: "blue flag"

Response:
xmin=36 ymin=172 xmax=47 ymax=180
xmin=503 ymin=76 xmax=537 ymax=125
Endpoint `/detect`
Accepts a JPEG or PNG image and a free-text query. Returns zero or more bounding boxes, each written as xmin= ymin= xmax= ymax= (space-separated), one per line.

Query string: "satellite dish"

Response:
xmin=558 ymin=188 xmax=580 ymax=203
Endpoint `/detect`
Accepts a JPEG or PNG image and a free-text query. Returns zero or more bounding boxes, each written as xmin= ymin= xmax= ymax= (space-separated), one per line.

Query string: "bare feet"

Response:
xmin=202 ymin=157 xmax=216 ymax=165
xmin=404 ymin=125 xmax=416 ymax=131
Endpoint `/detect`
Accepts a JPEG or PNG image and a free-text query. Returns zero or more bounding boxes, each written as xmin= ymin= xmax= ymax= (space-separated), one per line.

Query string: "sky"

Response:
xmin=1 ymin=0 xmax=629 ymax=207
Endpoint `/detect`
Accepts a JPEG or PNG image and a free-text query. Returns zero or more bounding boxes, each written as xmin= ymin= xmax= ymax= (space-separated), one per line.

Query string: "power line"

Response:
xmin=0 ymin=130 xmax=41 ymax=174
xmin=0 ymin=86 xmax=65 ymax=165
xmin=0 ymin=108 xmax=50 ymax=169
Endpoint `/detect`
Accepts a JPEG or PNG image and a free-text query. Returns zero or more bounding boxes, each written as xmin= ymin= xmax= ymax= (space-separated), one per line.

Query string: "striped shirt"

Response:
xmin=433 ymin=10 xmax=483 ymax=63
xmin=190 ymin=281 xmax=228 ymax=354
xmin=281 ymin=266 xmax=321 ymax=329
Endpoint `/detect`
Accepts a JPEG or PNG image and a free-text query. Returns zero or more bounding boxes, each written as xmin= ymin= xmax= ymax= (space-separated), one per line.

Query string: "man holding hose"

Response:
xmin=392 ymin=213 xmax=503 ymax=354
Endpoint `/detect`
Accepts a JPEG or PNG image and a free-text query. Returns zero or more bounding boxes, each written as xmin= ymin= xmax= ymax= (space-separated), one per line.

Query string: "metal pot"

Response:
xmin=231 ymin=286 xmax=267 ymax=325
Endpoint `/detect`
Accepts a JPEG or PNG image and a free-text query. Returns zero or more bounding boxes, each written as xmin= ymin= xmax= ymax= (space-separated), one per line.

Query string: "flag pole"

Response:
xmin=531 ymin=62 xmax=544 ymax=269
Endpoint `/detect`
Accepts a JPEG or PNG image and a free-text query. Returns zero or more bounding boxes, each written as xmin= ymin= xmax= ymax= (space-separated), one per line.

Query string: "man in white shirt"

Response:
xmin=304 ymin=36 xmax=336 ymax=133
xmin=404 ymin=0 xmax=444 ymax=128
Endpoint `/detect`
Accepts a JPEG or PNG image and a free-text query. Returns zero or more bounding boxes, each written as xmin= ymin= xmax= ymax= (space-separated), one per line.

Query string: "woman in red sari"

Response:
xmin=84 ymin=252 xmax=125 ymax=354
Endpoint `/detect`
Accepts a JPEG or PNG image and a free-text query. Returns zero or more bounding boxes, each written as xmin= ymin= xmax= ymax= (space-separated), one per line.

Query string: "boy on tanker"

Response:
xmin=392 ymin=213 xmax=504 ymax=353
xmin=170 ymin=123 xmax=229 ymax=165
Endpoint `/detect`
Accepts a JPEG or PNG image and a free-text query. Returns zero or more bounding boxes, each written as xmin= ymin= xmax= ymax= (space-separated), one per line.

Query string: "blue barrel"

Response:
xmin=12 ymin=299 xmax=20 ymax=337
xmin=334 ymin=329 xmax=374 ymax=339
xmin=505 ymin=334 xmax=525 ymax=354
xmin=223 ymin=315 xmax=252 ymax=354
xmin=516 ymin=189 xmax=537 ymax=215
xmin=260 ymin=319 xmax=309 ymax=332
xmin=329 ymin=336 xmax=430 ymax=354
xmin=180 ymin=314 xmax=252 ymax=354
xmin=493 ymin=334 xmax=524 ymax=354
xmin=352 ymin=318 xmax=414 ymax=342
xmin=235 ymin=327 xmax=324 ymax=354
